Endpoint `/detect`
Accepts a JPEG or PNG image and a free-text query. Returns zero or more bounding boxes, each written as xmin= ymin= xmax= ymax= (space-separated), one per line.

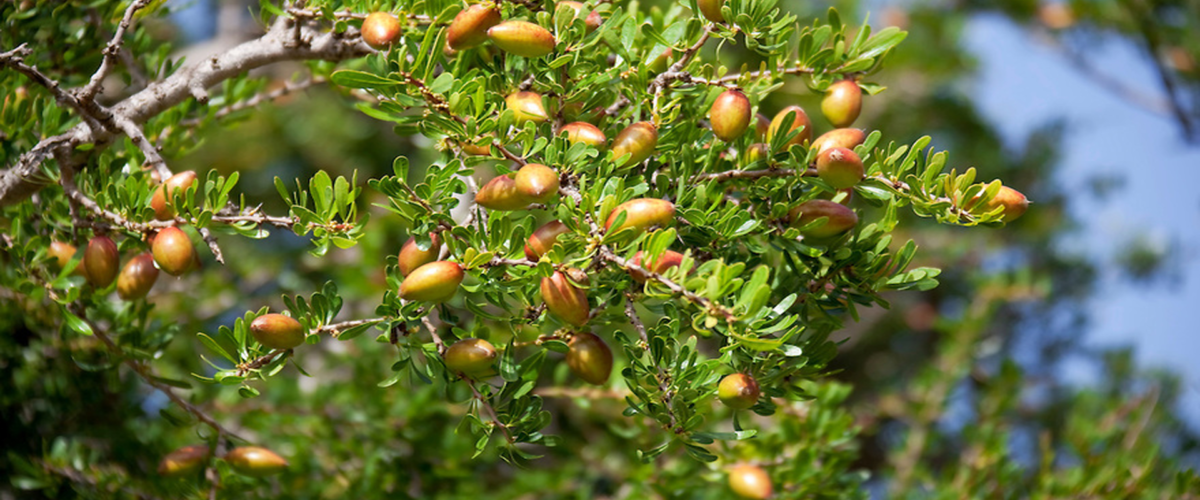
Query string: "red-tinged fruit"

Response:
xmin=822 ymin=79 xmax=863 ymax=128
xmin=476 ymin=174 xmax=528 ymax=211
xmin=84 ymin=236 xmax=119 ymax=288
xmin=157 ymin=445 xmax=210 ymax=477
xmin=816 ymin=147 xmax=864 ymax=189
xmin=585 ymin=10 xmax=602 ymax=32
xmin=604 ymin=198 xmax=675 ymax=238
xmin=728 ymin=464 xmax=773 ymax=499
xmin=117 ymin=253 xmax=159 ymax=300
xmin=566 ymin=332 xmax=613 ymax=385
xmin=754 ymin=113 xmax=770 ymax=140
xmin=697 ymin=0 xmax=725 ymax=23
xmin=789 ymin=200 xmax=858 ymax=239
xmin=444 ymin=337 xmax=498 ymax=377
xmin=506 ymin=91 xmax=550 ymax=125
xmin=152 ymin=226 xmax=195 ymax=276
xmin=710 ymin=89 xmax=752 ymax=142
xmin=447 ymin=4 xmax=501 ymax=50
xmin=398 ymin=234 xmax=441 ymax=277
xmin=767 ymin=105 xmax=812 ymax=149
xmin=541 ymin=270 xmax=589 ymax=326
xmin=361 ymin=12 xmax=402 ymax=49
xmin=48 ymin=241 xmax=79 ymax=271
xmin=629 ymin=250 xmax=685 ymax=283
xmin=225 ymin=446 xmax=288 ymax=477
xmin=249 ymin=313 xmax=306 ymax=350
xmin=398 ymin=261 xmax=464 ymax=302
xmin=610 ymin=121 xmax=658 ymax=168
xmin=525 ymin=220 xmax=570 ymax=260
xmin=560 ymin=122 xmax=606 ymax=148
xmin=812 ymin=128 xmax=866 ymax=154
xmin=717 ymin=373 xmax=760 ymax=409
xmin=514 ymin=163 xmax=559 ymax=204
xmin=151 ymin=170 xmax=197 ymax=221
xmin=648 ymin=48 xmax=672 ymax=73
xmin=488 ymin=21 xmax=556 ymax=58
xmin=557 ymin=1 xmax=600 ymax=33
xmin=970 ymin=185 xmax=1029 ymax=222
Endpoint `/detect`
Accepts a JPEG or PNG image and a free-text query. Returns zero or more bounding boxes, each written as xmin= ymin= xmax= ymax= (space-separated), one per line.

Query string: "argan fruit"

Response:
xmin=557 ymin=1 xmax=600 ymax=33
xmin=152 ymin=226 xmax=195 ymax=277
xmin=541 ymin=269 xmax=589 ymax=326
xmin=604 ymin=198 xmax=675 ymax=238
xmin=744 ymin=143 xmax=770 ymax=165
xmin=585 ymin=11 xmax=603 ymax=32
xmin=225 ymin=446 xmax=288 ymax=477
xmin=717 ymin=373 xmax=760 ymax=409
xmin=514 ymin=163 xmax=560 ymax=204
xmin=811 ymin=128 xmax=866 ymax=154
xmin=969 ymin=185 xmax=1029 ymax=222
xmin=48 ymin=241 xmax=78 ymax=270
xmin=697 ymin=0 xmax=725 ymax=23
xmin=249 ymin=313 xmax=306 ymax=350
xmin=821 ymin=79 xmax=863 ymax=128
xmin=789 ymin=200 xmax=858 ymax=239
xmin=398 ymin=234 xmax=441 ymax=277
xmin=117 ymin=253 xmax=159 ymax=300
xmin=560 ymin=122 xmax=606 ymax=148
xmin=816 ymin=147 xmax=864 ymax=189
xmin=610 ymin=121 xmax=658 ymax=169
xmin=488 ymin=21 xmax=556 ymax=58
xmin=566 ymin=332 xmax=613 ymax=385
xmin=398 ymin=261 xmax=464 ymax=302
xmin=767 ymin=105 xmax=812 ymax=149
xmin=444 ymin=337 xmax=498 ymax=377
xmin=754 ymin=113 xmax=770 ymax=140
xmin=728 ymin=464 xmax=773 ymax=499
xmin=84 ymin=236 xmax=119 ymax=288
xmin=525 ymin=220 xmax=570 ymax=260
xmin=476 ymin=174 xmax=529 ymax=211
xmin=648 ymin=48 xmax=673 ymax=73
xmin=447 ymin=4 xmax=501 ymax=50
xmin=506 ymin=91 xmax=550 ymax=125
xmin=361 ymin=12 xmax=402 ymax=49
xmin=629 ymin=250 xmax=685 ymax=283
xmin=157 ymin=445 xmax=210 ymax=477
xmin=460 ymin=141 xmax=493 ymax=156
xmin=151 ymin=170 xmax=197 ymax=221
xmin=710 ymin=89 xmax=752 ymax=142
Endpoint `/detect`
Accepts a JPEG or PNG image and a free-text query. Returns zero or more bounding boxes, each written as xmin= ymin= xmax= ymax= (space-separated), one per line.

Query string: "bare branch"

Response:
xmin=79 ymin=0 xmax=152 ymax=102
xmin=178 ymin=76 xmax=329 ymax=128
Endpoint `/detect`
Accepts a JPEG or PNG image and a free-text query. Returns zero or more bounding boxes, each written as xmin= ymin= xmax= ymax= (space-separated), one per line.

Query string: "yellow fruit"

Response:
xmin=541 ymin=269 xmax=589 ymax=326
xmin=506 ymin=91 xmax=550 ymax=125
xmin=362 ymin=12 xmax=402 ymax=49
xmin=566 ymin=332 xmax=613 ymax=385
xmin=815 ymin=147 xmax=864 ymax=189
xmin=604 ymin=198 xmax=675 ymax=239
xmin=821 ymin=79 xmax=863 ymax=128
xmin=610 ymin=122 xmax=658 ymax=168
xmin=151 ymin=226 xmax=195 ymax=277
xmin=48 ymin=241 xmax=79 ymax=271
xmin=445 ymin=337 xmax=498 ymax=377
xmin=514 ymin=163 xmax=560 ymax=204
xmin=789 ymin=200 xmax=858 ymax=239
xmin=968 ymin=185 xmax=1029 ymax=222
xmin=525 ymin=220 xmax=570 ymax=260
xmin=475 ymin=173 xmax=529 ymax=211
xmin=488 ymin=21 xmax=556 ymax=58
xmin=398 ymin=261 xmax=464 ymax=302
xmin=811 ymin=128 xmax=866 ymax=154
xmin=447 ymin=4 xmax=501 ymax=50
xmin=151 ymin=171 xmax=197 ymax=221
xmin=560 ymin=122 xmax=607 ymax=148
xmin=767 ymin=105 xmax=812 ymax=149
xmin=157 ymin=445 xmax=210 ymax=477
xmin=717 ymin=373 xmax=760 ymax=409
xmin=728 ymin=464 xmax=773 ymax=499
xmin=710 ymin=89 xmax=752 ymax=142
xmin=225 ymin=446 xmax=288 ymax=477
xmin=398 ymin=233 xmax=441 ymax=277
xmin=249 ymin=313 xmax=306 ymax=350
xmin=84 ymin=236 xmax=119 ymax=288
xmin=117 ymin=252 xmax=159 ymax=300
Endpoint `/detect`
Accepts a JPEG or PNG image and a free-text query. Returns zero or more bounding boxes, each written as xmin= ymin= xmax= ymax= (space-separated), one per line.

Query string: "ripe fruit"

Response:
xmin=541 ymin=269 xmax=589 ymax=326
xmin=822 ymin=79 xmax=863 ymax=128
xmin=398 ymin=233 xmax=441 ymax=277
xmin=815 ymin=147 xmax=864 ymax=189
xmin=447 ymin=4 xmax=501 ymax=50
xmin=789 ymin=200 xmax=858 ymax=239
xmin=744 ymin=143 xmax=770 ymax=165
xmin=225 ymin=446 xmax=288 ymax=477
xmin=969 ymin=185 xmax=1029 ymax=222
xmin=361 ymin=12 xmax=402 ymax=49
xmin=48 ymin=241 xmax=78 ymax=270
xmin=476 ymin=174 xmax=529 ymax=211
xmin=629 ymin=250 xmax=685 ymax=283
xmin=710 ymin=89 xmax=752 ymax=142
xmin=717 ymin=373 xmax=760 ymax=409
xmin=488 ymin=21 xmax=556 ymax=58
xmin=157 ymin=445 xmax=210 ymax=477
xmin=560 ymin=122 xmax=606 ymax=148
xmin=398 ymin=261 xmax=464 ymax=302
xmin=506 ymin=91 xmax=550 ymax=125
xmin=461 ymin=141 xmax=492 ymax=156
xmin=604 ymin=198 xmax=675 ymax=238
xmin=152 ymin=226 xmax=196 ymax=276
xmin=728 ymin=464 xmax=773 ymax=499
xmin=84 ymin=236 xmax=119 ymax=288
xmin=117 ymin=253 xmax=159 ymax=300
xmin=249 ymin=313 xmax=306 ymax=350
xmin=767 ymin=105 xmax=813 ymax=149
xmin=610 ymin=122 xmax=658 ymax=168
xmin=697 ymin=0 xmax=725 ymax=23
xmin=566 ymin=332 xmax=613 ymax=385
xmin=444 ymin=337 xmax=498 ymax=377
xmin=514 ymin=163 xmax=560 ymax=204
xmin=525 ymin=220 xmax=570 ymax=260
xmin=151 ymin=170 xmax=197 ymax=221
xmin=811 ymin=128 xmax=866 ymax=154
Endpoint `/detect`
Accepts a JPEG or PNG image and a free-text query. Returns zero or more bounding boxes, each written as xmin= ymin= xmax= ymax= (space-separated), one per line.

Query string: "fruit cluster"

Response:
xmin=157 ymin=445 xmax=288 ymax=478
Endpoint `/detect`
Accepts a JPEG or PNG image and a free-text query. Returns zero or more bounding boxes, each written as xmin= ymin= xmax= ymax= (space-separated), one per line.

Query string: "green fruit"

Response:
xmin=362 ymin=12 xmax=402 ymax=49
xmin=399 ymin=261 xmax=463 ymax=302
xmin=249 ymin=313 xmax=306 ymax=350
xmin=514 ymin=163 xmax=560 ymax=204
xmin=398 ymin=233 xmax=441 ymax=277
xmin=157 ymin=445 xmax=210 ymax=477
xmin=822 ymin=79 xmax=863 ymax=128
xmin=541 ymin=269 xmax=589 ymax=326
xmin=744 ymin=143 xmax=770 ymax=165
xmin=969 ymin=185 xmax=1029 ymax=222
xmin=811 ymin=128 xmax=866 ymax=154
xmin=152 ymin=226 xmax=195 ymax=277
xmin=610 ymin=121 xmax=658 ymax=168
xmin=728 ymin=464 xmax=773 ymax=499
xmin=647 ymin=48 xmax=673 ymax=73
xmin=151 ymin=170 xmax=196 ymax=221
xmin=117 ymin=252 xmax=159 ymax=300
xmin=767 ymin=105 xmax=812 ymax=150
xmin=717 ymin=373 xmax=760 ymax=409
xmin=225 ymin=446 xmax=288 ymax=477
xmin=475 ymin=173 xmax=528 ymax=211
xmin=84 ymin=236 xmax=119 ymax=288
xmin=628 ymin=250 xmax=685 ymax=283
xmin=710 ymin=89 xmax=751 ymax=142
xmin=444 ymin=337 xmax=498 ymax=377
xmin=560 ymin=122 xmax=606 ymax=148
xmin=697 ymin=0 xmax=725 ymax=23
xmin=525 ymin=220 xmax=570 ymax=260
xmin=789 ymin=200 xmax=858 ymax=239
xmin=488 ymin=21 xmax=556 ymax=57
xmin=604 ymin=198 xmax=674 ymax=238
xmin=815 ymin=147 xmax=864 ymax=189
xmin=566 ymin=332 xmax=613 ymax=385
xmin=447 ymin=4 xmax=501 ymax=50
xmin=506 ymin=91 xmax=550 ymax=125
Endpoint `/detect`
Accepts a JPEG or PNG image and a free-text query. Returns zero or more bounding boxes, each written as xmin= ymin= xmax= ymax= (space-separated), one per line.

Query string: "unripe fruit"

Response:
xmin=157 ymin=445 xmax=210 ymax=477
xmin=811 ymin=128 xmax=866 ymax=154
xmin=152 ymin=227 xmax=196 ymax=276
xmin=767 ymin=105 xmax=812 ymax=149
xmin=717 ymin=373 xmax=760 ymax=409
xmin=399 ymin=261 xmax=463 ymax=302
xmin=610 ymin=122 xmax=658 ymax=168
xmin=249 ymin=313 xmax=306 ymax=350
xmin=398 ymin=234 xmax=442 ymax=277
xmin=117 ymin=253 xmax=159 ymax=300
xmin=151 ymin=170 xmax=197 ymax=221
xmin=566 ymin=332 xmax=613 ymax=385
xmin=969 ymin=185 xmax=1029 ymax=222
xmin=815 ymin=147 xmax=864 ymax=189
xmin=225 ymin=446 xmax=288 ymax=477
xmin=557 ymin=1 xmax=600 ymax=33
xmin=744 ymin=143 xmax=770 ymax=165
xmin=444 ymin=337 xmax=498 ymax=377
xmin=728 ymin=464 xmax=773 ymax=499
xmin=604 ymin=198 xmax=675 ymax=238
xmin=84 ymin=236 xmax=119 ymax=288
xmin=789 ymin=200 xmax=858 ymax=239
xmin=822 ymin=79 xmax=863 ymax=128
xmin=461 ymin=141 xmax=493 ymax=156
xmin=447 ymin=4 xmax=501 ymax=50
xmin=754 ymin=113 xmax=770 ymax=140
xmin=541 ymin=270 xmax=589 ymax=326
xmin=514 ymin=163 xmax=560 ymax=204
xmin=525 ymin=220 xmax=570 ymax=260
xmin=697 ymin=0 xmax=725 ymax=23
xmin=48 ymin=241 xmax=78 ymax=270
xmin=710 ymin=89 xmax=752 ymax=142
xmin=648 ymin=48 xmax=673 ymax=73
xmin=361 ymin=12 xmax=402 ymax=50
xmin=629 ymin=250 xmax=685 ymax=283
xmin=476 ymin=174 xmax=529 ymax=211
xmin=506 ymin=91 xmax=550 ymax=125
xmin=560 ymin=122 xmax=607 ymax=148
xmin=488 ymin=21 xmax=556 ymax=58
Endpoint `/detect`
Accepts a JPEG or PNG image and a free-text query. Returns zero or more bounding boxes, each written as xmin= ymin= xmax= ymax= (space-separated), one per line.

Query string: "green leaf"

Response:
xmin=330 ymin=70 xmax=401 ymax=89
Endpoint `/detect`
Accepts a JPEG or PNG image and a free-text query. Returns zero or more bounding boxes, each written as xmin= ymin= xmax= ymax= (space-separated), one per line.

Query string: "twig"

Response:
xmin=648 ymin=27 xmax=713 ymax=118
xmin=236 ymin=349 xmax=287 ymax=376
xmin=317 ymin=317 xmax=387 ymax=337
xmin=534 ymin=386 xmax=631 ymax=398
xmin=0 ymin=45 xmax=114 ymax=133
xmin=625 ymin=293 xmax=649 ymax=344
xmin=80 ymin=0 xmax=152 ymax=102
xmin=421 ymin=315 xmax=445 ymax=355
xmin=691 ymin=167 xmax=817 ymax=182
xmin=601 ymin=247 xmax=737 ymax=322
xmin=463 ymin=375 xmax=515 ymax=443
xmin=179 ymin=76 xmax=329 ymax=128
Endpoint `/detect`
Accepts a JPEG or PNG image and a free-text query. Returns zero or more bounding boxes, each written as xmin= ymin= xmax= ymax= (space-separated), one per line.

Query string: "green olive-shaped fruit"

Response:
xmin=152 ymin=226 xmax=196 ymax=277
xmin=754 ymin=113 xmax=770 ymax=140
xmin=767 ymin=105 xmax=812 ymax=150
xmin=488 ymin=21 xmax=556 ymax=58
xmin=399 ymin=261 xmax=464 ymax=302
xmin=969 ymin=185 xmax=1029 ymax=222
xmin=560 ymin=122 xmax=607 ymax=148
xmin=84 ymin=236 xmax=119 ymax=288
xmin=476 ymin=173 xmax=529 ymax=211
xmin=444 ymin=337 xmax=498 ymax=377
xmin=822 ymin=79 xmax=863 ymax=128
xmin=710 ymin=89 xmax=751 ymax=142
xmin=117 ymin=253 xmax=159 ymax=300
xmin=514 ymin=163 xmax=560 ymax=204
xmin=610 ymin=121 xmax=658 ymax=168
xmin=697 ymin=0 xmax=725 ymax=23
xmin=525 ymin=220 xmax=570 ymax=260
xmin=398 ymin=233 xmax=441 ymax=277
xmin=744 ymin=143 xmax=770 ymax=165
xmin=566 ymin=332 xmax=613 ymax=385
xmin=151 ymin=170 xmax=197 ymax=221
xmin=648 ymin=48 xmax=673 ymax=73
xmin=461 ymin=141 xmax=493 ymax=156
xmin=811 ymin=128 xmax=866 ymax=154
xmin=506 ymin=91 xmax=550 ymax=125
xmin=48 ymin=240 xmax=79 ymax=270
xmin=717 ymin=373 xmax=760 ymax=409
xmin=789 ymin=200 xmax=858 ymax=239
xmin=157 ymin=445 xmax=210 ymax=477
xmin=728 ymin=464 xmax=773 ymax=499
xmin=225 ymin=446 xmax=288 ymax=477
xmin=541 ymin=270 xmax=589 ymax=326
xmin=249 ymin=313 xmax=306 ymax=350
xmin=604 ymin=198 xmax=675 ymax=238
xmin=629 ymin=250 xmax=685 ymax=283
xmin=447 ymin=4 xmax=501 ymax=50
xmin=816 ymin=147 xmax=864 ymax=189
xmin=362 ymin=12 xmax=402 ymax=49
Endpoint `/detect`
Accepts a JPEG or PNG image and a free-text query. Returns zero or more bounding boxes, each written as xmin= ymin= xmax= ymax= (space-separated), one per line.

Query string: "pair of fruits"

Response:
xmin=158 ymin=445 xmax=288 ymax=478
xmin=476 ymin=163 xmax=561 ymax=210
xmin=444 ymin=332 xmax=613 ymax=385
